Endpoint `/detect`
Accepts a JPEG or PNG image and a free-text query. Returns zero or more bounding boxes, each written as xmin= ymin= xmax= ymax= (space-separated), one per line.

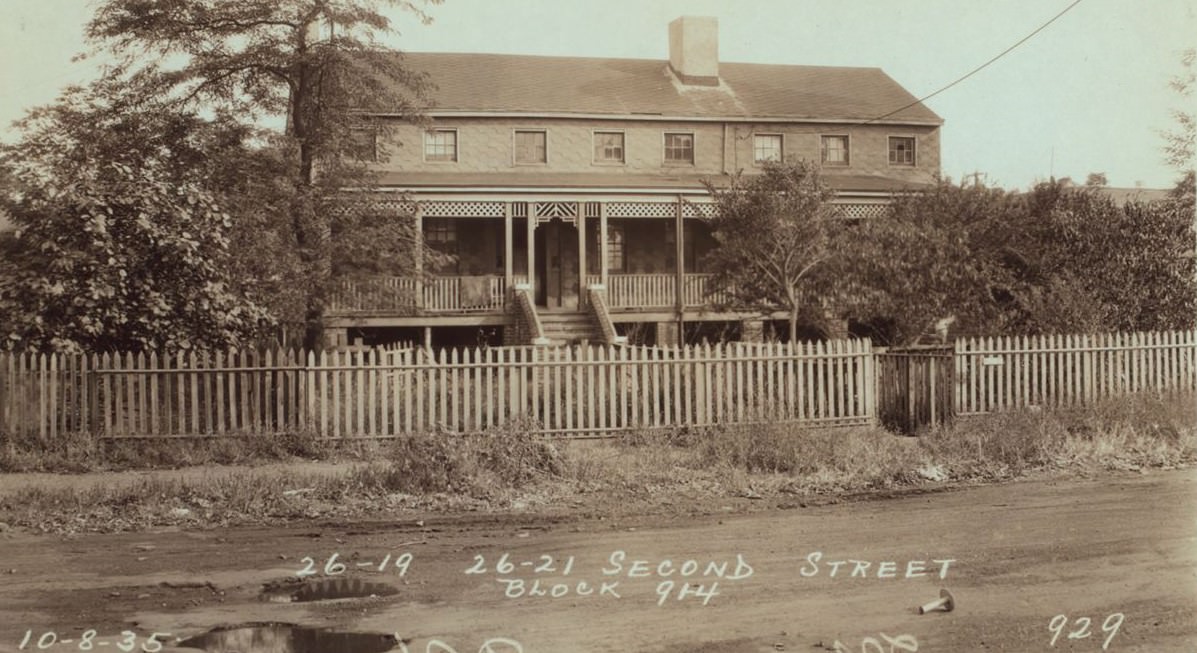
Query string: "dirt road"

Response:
xmin=1 ymin=469 xmax=1194 ymax=653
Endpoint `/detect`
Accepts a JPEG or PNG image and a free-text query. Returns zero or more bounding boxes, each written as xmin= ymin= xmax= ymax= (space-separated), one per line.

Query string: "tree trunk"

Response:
xmin=789 ymin=306 xmax=799 ymax=344
xmin=293 ymin=185 xmax=331 ymax=351
xmin=291 ymin=22 xmax=330 ymax=351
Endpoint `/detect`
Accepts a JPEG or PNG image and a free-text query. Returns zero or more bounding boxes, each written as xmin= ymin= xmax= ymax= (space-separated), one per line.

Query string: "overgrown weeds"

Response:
xmin=1 ymin=392 xmax=1192 ymax=533
xmin=0 ymin=428 xmax=335 ymax=473
xmin=0 ymin=418 xmax=567 ymax=533
xmin=358 ymin=417 xmax=563 ymax=497
xmin=578 ymin=392 xmax=1196 ymax=496
xmin=920 ymin=393 xmax=1196 ymax=479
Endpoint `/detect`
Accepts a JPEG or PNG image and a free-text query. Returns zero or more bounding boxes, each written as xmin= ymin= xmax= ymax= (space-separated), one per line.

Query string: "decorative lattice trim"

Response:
xmin=419 ymin=201 xmax=505 ymax=218
xmin=833 ymin=204 xmax=887 ymax=220
xmin=606 ymin=202 xmax=675 ymax=218
xmin=606 ymin=202 xmax=716 ymax=219
xmin=327 ymin=199 xmax=418 ymax=216
xmin=535 ymin=201 xmax=579 ymax=219
xmin=683 ymin=202 xmax=717 ymax=219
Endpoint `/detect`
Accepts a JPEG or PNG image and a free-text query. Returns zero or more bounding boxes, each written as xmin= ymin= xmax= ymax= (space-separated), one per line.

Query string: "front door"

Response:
xmin=534 ymin=219 xmax=579 ymax=310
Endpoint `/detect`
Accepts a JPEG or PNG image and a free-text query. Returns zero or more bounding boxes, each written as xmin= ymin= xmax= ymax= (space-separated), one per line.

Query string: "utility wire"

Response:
xmin=860 ymin=0 xmax=1085 ymax=125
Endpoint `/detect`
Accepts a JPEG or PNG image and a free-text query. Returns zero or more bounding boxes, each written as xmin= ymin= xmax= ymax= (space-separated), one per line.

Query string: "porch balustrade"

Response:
xmin=586 ymin=273 xmax=733 ymax=309
xmin=330 ymin=273 xmax=736 ymax=314
xmin=329 ymin=275 xmax=507 ymax=313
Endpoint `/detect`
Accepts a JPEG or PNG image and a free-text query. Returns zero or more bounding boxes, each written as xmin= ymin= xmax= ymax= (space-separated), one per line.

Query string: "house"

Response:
xmin=326 ymin=16 xmax=942 ymax=348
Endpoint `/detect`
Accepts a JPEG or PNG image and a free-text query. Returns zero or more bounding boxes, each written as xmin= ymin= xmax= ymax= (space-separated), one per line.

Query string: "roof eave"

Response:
xmin=363 ymin=110 xmax=944 ymax=127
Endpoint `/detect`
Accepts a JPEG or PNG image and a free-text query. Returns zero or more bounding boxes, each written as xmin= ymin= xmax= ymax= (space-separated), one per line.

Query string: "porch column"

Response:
xmin=414 ymin=207 xmax=424 ymax=310
xmin=525 ymin=208 xmax=535 ymax=291
xmin=577 ymin=208 xmax=587 ymax=307
xmin=675 ymin=196 xmax=685 ymax=339
xmin=504 ymin=203 xmax=514 ymax=289
xmin=599 ymin=203 xmax=609 ymax=288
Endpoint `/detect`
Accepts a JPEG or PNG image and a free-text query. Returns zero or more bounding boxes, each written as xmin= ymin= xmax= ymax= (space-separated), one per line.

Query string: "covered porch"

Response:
xmin=327 ymin=197 xmax=729 ymax=316
xmin=324 ymin=194 xmax=890 ymax=328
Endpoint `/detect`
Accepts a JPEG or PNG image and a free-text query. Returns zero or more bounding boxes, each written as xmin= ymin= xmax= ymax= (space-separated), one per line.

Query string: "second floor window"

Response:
xmin=664 ymin=133 xmax=694 ymax=164
xmin=821 ymin=135 xmax=849 ymax=166
xmin=514 ymin=130 xmax=547 ymax=164
xmin=753 ymin=134 xmax=783 ymax=163
xmin=424 ymin=129 xmax=458 ymax=162
xmin=889 ymin=136 xmax=916 ymax=165
xmin=594 ymin=131 xmax=625 ymax=163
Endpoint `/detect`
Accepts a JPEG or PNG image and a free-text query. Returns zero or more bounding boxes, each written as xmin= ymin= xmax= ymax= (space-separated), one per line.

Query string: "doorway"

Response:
xmin=534 ymin=218 xmax=579 ymax=310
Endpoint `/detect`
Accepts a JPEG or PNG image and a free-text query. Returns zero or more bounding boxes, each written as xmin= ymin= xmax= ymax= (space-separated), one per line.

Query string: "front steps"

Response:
xmin=538 ymin=311 xmax=603 ymax=346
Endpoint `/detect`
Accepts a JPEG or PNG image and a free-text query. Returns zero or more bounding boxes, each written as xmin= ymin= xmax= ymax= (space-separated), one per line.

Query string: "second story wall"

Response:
xmin=371 ymin=117 xmax=940 ymax=184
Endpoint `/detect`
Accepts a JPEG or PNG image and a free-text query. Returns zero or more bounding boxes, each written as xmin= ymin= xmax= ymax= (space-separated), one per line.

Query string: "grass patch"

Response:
xmin=355 ymin=417 xmax=564 ymax=497
xmin=0 ymin=428 xmax=337 ymax=473
xmin=1 ymin=392 xmax=1192 ymax=533
xmin=0 ymin=419 xmax=566 ymax=533
xmin=920 ymin=393 xmax=1197 ymax=479
xmin=560 ymin=392 xmax=1196 ymax=498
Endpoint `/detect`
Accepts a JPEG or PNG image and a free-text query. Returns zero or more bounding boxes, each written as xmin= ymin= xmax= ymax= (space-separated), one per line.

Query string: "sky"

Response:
xmin=1 ymin=0 xmax=1194 ymax=190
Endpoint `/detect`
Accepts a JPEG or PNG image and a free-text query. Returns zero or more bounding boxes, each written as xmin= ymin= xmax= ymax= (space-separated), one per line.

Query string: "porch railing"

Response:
xmin=329 ymin=276 xmax=507 ymax=313
xmin=329 ymin=273 xmax=743 ymax=314
xmin=586 ymin=273 xmax=733 ymax=309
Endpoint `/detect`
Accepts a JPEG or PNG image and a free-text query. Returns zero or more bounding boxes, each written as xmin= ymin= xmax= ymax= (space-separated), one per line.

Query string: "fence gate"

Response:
xmin=876 ymin=346 xmax=953 ymax=433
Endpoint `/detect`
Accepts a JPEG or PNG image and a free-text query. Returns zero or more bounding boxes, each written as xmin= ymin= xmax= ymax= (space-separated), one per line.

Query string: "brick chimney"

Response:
xmin=668 ymin=16 xmax=719 ymax=86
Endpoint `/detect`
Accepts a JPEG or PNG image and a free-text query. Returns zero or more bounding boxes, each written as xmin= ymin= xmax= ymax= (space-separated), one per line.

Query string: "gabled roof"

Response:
xmin=396 ymin=52 xmax=941 ymax=125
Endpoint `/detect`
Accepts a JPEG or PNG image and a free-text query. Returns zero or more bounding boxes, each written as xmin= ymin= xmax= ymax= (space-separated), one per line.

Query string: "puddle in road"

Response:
xmin=261 ymin=577 xmax=400 ymax=603
xmin=177 ymin=623 xmax=398 ymax=653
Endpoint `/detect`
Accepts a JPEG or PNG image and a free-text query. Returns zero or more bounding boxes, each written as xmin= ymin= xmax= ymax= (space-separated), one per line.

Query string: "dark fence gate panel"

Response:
xmin=877 ymin=346 xmax=954 ymax=433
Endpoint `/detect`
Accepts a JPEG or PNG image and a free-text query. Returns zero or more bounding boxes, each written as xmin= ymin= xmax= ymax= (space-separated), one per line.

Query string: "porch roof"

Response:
xmin=373 ymin=171 xmax=934 ymax=194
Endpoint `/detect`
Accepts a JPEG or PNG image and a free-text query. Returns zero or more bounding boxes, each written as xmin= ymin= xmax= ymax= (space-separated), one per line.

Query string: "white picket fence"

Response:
xmin=2 ymin=329 xmax=1194 ymax=440
xmin=954 ymin=330 xmax=1197 ymax=414
xmin=1 ymin=340 xmax=875 ymax=439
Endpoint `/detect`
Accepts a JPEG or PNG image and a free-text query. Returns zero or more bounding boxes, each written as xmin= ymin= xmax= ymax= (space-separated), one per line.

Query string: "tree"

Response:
xmin=0 ymin=86 xmax=273 ymax=352
xmin=1161 ymin=48 xmax=1196 ymax=292
xmin=82 ymin=0 xmax=443 ymax=348
xmin=1019 ymin=182 xmax=1195 ymax=332
xmin=840 ymin=181 xmax=1026 ymax=345
xmin=1084 ymin=172 xmax=1108 ymax=187
xmin=841 ymin=179 xmax=1196 ymax=344
xmin=702 ymin=160 xmax=844 ymax=342
xmin=1162 ymin=48 xmax=1195 ymax=176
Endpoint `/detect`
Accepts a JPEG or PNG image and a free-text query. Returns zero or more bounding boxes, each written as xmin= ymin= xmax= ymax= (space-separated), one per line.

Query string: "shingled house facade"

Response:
xmin=326 ymin=16 xmax=942 ymax=348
